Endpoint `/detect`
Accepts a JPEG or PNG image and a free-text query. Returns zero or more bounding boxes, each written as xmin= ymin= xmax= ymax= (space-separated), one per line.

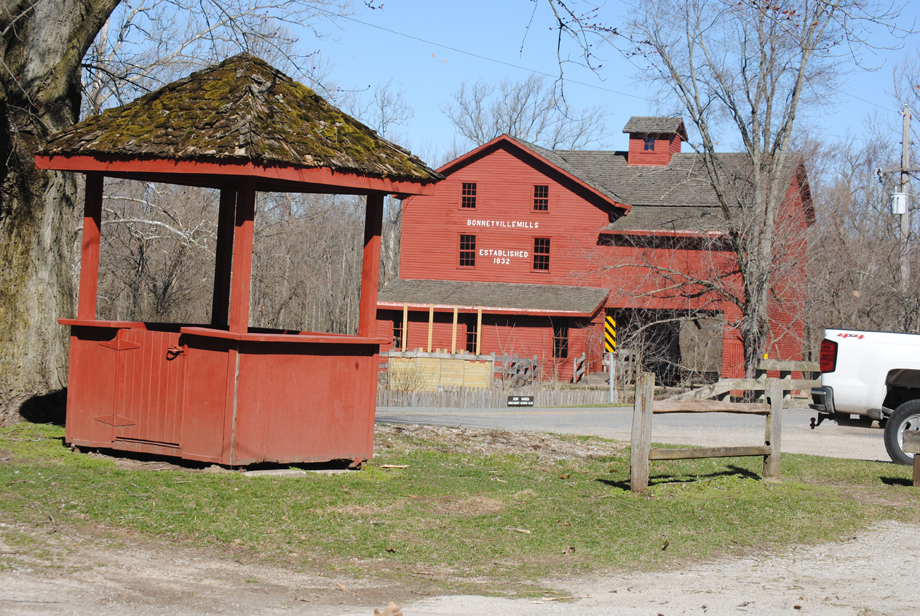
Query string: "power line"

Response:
xmin=331 ymin=11 xmax=903 ymax=114
xmin=328 ymin=12 xmax=650 ymax=101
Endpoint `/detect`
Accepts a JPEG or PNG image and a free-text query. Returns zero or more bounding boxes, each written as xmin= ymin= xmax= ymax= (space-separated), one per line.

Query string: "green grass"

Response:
xmin=1 ymin=422 xmax=917 ymax=594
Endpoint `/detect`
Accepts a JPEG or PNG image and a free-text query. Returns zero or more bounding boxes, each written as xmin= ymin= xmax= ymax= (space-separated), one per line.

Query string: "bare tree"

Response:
xmin=616 ymin=0 xmax=905 ymax=375
xmin=0 ymin=0 xmax=354 ymax=418
xmin=82 ymin=0 xmax=352 ymax=115
xmin=441 ymin=74 xmax=610 ymax=153
xmin=804 ymin=128 xmax=920 ymax=347
xmin=249 ymin=192 xmax=366 ymax=334
xmin=96 ymin=180 xmax=218 ymax=323
xmin=345 ymin=81 xmax=416 ymax=286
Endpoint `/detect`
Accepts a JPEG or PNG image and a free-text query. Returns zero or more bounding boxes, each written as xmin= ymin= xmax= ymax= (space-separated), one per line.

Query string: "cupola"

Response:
xmin=623 ymin=116 xmax=687 ymax=166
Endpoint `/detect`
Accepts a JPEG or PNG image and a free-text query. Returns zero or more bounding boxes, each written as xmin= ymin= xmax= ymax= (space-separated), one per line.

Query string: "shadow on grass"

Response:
xmin=597 ymin=464 xmax=763 ymax=491
xmin=66 ymin=443 xmax=357 ymax=474
xmin=19 ymin=388 xmax=67 ymax=426
xmin=880 ymin=475 xmax=914 ymax=487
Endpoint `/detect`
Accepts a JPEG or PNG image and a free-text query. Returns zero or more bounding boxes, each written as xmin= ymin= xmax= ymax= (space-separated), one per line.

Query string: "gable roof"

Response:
xmin=436 ymin=134 xmax=630 ymax=214
xmin=622 ymin=116 xmax=688 ymax=140
xmin=40 ymin=53 xmax=441 ymax=185
xmin=377 ymin=279 xmax=609 ymax=316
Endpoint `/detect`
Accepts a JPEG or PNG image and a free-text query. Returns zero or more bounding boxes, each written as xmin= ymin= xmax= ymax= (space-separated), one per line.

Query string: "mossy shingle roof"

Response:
xmin=41 ymin=53 xmax=441 ymax=183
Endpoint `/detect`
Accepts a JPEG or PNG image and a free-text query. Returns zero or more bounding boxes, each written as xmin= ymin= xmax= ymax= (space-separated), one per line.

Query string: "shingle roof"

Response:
xmin=557 ymin=151 xmax=726 ymax=205
xmin=622 ymin=116 xmax=688 ymax=140
xmin=41 ymin=53 xmax=441 ymax=183
xmin=545 ymin=150 xmax=803 ymax=232
xmin=502 ymin=135 xmax=627 ymax=205
xmin=378 ymin=279 xmax=609 ymax=315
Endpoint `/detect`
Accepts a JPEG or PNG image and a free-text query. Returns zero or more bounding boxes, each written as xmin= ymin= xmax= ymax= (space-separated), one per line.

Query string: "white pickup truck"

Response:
xmin=810 ymin=328 xmax=920 ymax=465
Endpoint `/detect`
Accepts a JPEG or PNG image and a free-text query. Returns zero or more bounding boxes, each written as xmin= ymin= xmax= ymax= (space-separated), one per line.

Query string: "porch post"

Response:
xmin=451 ymin=306 xmax=458 ymax=353
xmin=402 ymin=303 xmax=408 ymax=352
xmin=211 ymin=185 xmax=237 ymax=327
xmin=77 ymin=172 xmax=104 ymax=321
xmin=427 ymin=305 xmax=433 ymax=352
xmin=476 ymin=307 xmax=482 ymax=355
xmin=228 ymin=178 xmax=256 ymax=334
xmin=358 ymin=193 xmax=384 ymax=337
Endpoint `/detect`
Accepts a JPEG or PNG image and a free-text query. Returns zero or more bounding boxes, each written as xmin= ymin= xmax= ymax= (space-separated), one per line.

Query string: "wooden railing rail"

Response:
xmin=666 ymin=359 xmax=819 ymax=404
xmin=630 ymin=372 xmax=782 ymax=493
xmin=572 ymin=353 xmax=586 ymax=384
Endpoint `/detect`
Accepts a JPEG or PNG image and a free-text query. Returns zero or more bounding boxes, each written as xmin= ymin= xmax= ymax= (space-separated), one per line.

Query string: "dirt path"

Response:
xmin=2 ymin=516 xmax=918 ymax=615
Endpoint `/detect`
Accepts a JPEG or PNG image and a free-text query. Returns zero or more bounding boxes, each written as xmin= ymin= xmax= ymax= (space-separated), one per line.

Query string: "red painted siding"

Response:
xmin=627 ymin=134 xmax=681 ymax=166
xmin=386 ymin=141 xmax=811 ymax=381
xmin=400 ymin=145 xmax=612 ymax=285
xmin=63 ymin=322 xmax=380 ymax=465
xmin=66 ymin=326 xmax=119 ymax=447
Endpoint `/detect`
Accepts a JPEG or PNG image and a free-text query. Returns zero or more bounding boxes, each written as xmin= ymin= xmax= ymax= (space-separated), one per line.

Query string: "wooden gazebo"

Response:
xmin=36 ymin=54 xmax=441 ymax=466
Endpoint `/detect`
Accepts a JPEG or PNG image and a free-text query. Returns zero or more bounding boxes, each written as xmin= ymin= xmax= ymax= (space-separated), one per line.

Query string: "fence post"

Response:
xmin=608 ymin=352 xmax=619 ymax=404
xmin=764 ymin=377 xmax=782 ymax=479
xmin=630 ymin=372 xmax=655 ymax=493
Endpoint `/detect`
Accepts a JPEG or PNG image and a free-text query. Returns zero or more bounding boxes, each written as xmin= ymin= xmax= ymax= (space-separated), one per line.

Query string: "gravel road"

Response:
xmin=377 ymin=406 xmax=890 ymax=462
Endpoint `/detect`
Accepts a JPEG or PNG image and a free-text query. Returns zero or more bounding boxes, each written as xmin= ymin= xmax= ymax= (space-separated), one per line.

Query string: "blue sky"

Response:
xmin=315 ymin=1 xmax=919 ymax=166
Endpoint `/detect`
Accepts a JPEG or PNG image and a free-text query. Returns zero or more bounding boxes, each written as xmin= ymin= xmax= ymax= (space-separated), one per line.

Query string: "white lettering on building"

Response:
xmin=467 ymin=219 xmax=539 ymax=229
xmin=477 ymin=248 xmax=529 ymax=265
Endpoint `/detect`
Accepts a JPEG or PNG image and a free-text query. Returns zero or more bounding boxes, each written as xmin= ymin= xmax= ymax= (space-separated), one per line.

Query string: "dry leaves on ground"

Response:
xmin=374 ymin=601 xmax=403 ymax=616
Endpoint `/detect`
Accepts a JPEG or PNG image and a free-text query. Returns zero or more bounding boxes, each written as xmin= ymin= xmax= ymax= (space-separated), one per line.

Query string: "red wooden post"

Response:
xmin=211 ymin=185 xmax=237 ymax=327
xmin=228 ymin=178 xmax=256 ymax=334
xmin=359 ymin=193 xmax=384 ymax=337
xmin=77 ymin=173 xmax=104 ymax=320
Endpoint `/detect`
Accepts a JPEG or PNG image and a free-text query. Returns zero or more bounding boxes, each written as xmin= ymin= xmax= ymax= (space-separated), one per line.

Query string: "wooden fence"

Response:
xmin=571 ymin=353 xmax=586 ymax=383
xmin=377 ymin=386 xmax=612 ymax=408
xmin=630 ymin=372 xmax=782 ymax=493
xmin=380 ymin=351 xmax=538 ymax=390
xmin=665 ymin=359 xmax=819 ymax=407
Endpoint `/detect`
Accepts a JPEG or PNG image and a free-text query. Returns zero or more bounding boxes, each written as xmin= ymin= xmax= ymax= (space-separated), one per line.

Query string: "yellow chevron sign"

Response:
xmin=605 ymin=316 xmax=616 ymax=353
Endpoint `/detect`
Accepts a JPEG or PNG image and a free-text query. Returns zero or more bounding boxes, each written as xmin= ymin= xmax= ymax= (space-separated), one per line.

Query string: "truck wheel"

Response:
xmin=884 ymin=401 xmax=920 ymax=465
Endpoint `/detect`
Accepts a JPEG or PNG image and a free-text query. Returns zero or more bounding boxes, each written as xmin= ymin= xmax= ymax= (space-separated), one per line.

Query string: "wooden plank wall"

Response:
xmin=377 ymin=386 xmax=612 ymax=408
xmin=388 ymin=356 xmax=492 ymax=391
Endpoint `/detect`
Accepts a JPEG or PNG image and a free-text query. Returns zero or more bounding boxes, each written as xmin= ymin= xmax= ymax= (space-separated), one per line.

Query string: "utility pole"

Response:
xmin=900 ymin=104 xmax=912 ymax=327
xmin=877 ymin=105 xmax=919 ymax=330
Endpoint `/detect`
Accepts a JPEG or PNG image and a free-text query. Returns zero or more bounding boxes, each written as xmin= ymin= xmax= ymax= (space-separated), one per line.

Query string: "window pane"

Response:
xmin=461 ymin=183 xmax=477 ymax=208
xmin=553 ymin=321 xmax=568 ymax=359
xmin=533 ymin=237 xmax=550 ymax=270
xmin=533 ymin=185 xmax=548 ymax=211
xmin=460 ymin=234 xmax=476 ymax=266
xmin=466 ymin=319 xmax=477 ymax=353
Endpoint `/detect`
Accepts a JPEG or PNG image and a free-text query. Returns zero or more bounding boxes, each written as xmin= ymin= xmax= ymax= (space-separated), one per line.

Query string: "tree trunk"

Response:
xmin=0 ymin=0 xmax=121 ymax=421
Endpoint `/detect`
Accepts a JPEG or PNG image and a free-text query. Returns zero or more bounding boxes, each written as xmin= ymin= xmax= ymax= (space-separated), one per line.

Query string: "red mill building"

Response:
xmin=376 ymin=117 xmax=812 ymax=383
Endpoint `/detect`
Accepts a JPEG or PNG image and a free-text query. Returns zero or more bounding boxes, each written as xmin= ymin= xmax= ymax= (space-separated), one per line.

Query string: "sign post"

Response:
xmin=605 ymin=316 xmax=618 ymax=403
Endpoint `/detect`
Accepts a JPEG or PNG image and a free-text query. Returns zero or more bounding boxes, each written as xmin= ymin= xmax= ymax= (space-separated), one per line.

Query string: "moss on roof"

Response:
xmin=41 ymin=53 xmax=442 ymax=183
